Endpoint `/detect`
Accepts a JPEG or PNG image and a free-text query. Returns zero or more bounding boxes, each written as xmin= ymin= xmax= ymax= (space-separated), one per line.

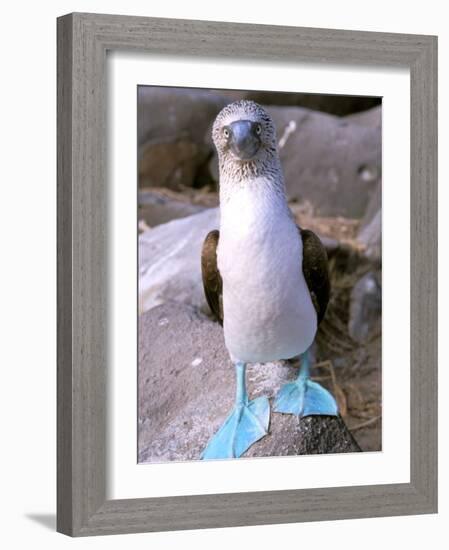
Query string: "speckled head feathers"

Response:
xmin=212 ymin=100 xmax=280 ymax=184
xmin=213 ymin=100 xmax=274 ymax=138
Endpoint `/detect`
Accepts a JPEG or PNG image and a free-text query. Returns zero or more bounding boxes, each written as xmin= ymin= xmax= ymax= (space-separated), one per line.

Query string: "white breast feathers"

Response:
xmin=218 ymin=178 xmax=317 ymax=363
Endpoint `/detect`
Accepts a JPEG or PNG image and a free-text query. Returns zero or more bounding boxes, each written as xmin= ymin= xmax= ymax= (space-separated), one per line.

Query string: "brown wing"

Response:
xmin=299 ymin=227 xmax=330 ymax=325
xmin=201 ymin=230 xmax=223 ymax=325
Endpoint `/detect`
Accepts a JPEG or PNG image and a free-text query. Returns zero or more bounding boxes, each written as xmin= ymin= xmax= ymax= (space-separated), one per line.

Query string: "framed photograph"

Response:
xmin=57 ymin=13 xmax=437 ymax=536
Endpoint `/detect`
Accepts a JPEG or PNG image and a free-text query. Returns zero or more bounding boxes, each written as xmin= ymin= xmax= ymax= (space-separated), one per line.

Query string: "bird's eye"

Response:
xmin=223 ymin=128 xmax=230 ymax=138
xmin=255 ymin=124 xmax=262 ymax=135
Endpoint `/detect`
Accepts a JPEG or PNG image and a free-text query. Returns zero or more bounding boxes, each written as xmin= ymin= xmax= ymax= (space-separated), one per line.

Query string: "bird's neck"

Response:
xmin=218 ymin=156 xmax=287 ymax=206
xmin=219 ymin=172 xmax=292 ymax=236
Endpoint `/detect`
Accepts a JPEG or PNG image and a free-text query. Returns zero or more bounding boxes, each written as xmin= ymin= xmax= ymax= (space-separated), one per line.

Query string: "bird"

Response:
xmin=201 ymin=100 xmax=338 ymax=460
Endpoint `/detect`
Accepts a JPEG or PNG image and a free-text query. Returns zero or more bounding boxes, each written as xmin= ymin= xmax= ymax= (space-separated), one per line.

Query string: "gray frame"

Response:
xmin=57 ymin=12 xmax=438 ymax=536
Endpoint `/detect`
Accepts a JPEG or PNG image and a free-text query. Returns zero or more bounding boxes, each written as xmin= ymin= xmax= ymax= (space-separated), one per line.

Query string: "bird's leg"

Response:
xmin=201 ymin=362 xmax=270 ymax=460
xmin=273 ymin=349 xmax=338 ymax=417
xmin=234 ymin=361 xmax=248 ymax=406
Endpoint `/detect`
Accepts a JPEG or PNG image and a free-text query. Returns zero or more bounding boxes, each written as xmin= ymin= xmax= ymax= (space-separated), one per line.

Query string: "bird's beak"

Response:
xmin=229 ymin=120 xmax=261 ymax=160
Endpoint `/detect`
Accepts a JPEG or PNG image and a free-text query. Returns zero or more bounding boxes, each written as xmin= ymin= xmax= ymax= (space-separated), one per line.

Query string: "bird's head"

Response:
xmin=212 ymin=100 xmax=278 ymax=170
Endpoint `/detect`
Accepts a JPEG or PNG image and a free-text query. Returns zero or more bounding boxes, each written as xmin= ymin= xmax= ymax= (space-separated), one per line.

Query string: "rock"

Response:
xmin=138 ymin=302 xmax=360 ymax=462
xmin=212 ymin=89 xmax=381 ymax=117
xmin=344 ymin=106 xmax=382 ymax=129
xmin=355 ymin=103 xmax=381 ymax=226
xmin=348 ymin=271 xmax=382 ymax=343
xmin=248 ymin=414 xmax=361 ymax=457
xmin=208 ymin=105 xmax=381 ymax=218
xmin=138 ymin=208 xmax=219 ymax=314
xmin=273 ymin=106 xmax=381 ymax=218
xmin=360 ymin=180 xmax=381 ymax=230
xmin=137 ymin=87 xmax=228 ymax=189
xmin=358 ymin=209 xmax=381 ymax=262
xmin=139 ymin=138 xmax=209 ymax=190
xmin=138 ymin=188 xmax=206 ymax=227
xmin=138 ymin=87 xmax=227 ymax=146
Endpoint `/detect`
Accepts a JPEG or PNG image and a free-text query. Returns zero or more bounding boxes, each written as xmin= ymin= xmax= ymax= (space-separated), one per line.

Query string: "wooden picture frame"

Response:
xmin=57 ymin=12 xmax=437 ymax=536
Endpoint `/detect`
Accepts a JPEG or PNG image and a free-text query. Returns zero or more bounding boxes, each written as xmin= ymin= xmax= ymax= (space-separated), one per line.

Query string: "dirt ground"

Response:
xmin=311 ymin=332 xmax=382 ymax=452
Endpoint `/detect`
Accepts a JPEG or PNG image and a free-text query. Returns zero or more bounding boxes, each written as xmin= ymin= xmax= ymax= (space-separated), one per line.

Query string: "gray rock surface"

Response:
xmin=360 ymin=179 xmax=381 ymax=230
xmin=348 ymin=271 xmax=382 ymax=343
xmin=139 ymin=138 xmax=209 ymax=190
xmin=137 ymin=87 xmax=228 ymax=189
xmin=138 ymin=302 xmax=360 ymax=463
xmin=138 ymin=208 xmax=219 ymax=314
xmin=344 ymin=105 xmax=382 ymax=129
xmin=138 ymin=188 xmax=206 ymax=227
xmin=208 ymin=105 xmax=381 ymax=218
xmin=273 ymin=106 xmax=381 ymax=218
xmin=358 ymin=209 xmax=382 ymax=262
xmin=138 ymin=87 xmax=227 ymax=147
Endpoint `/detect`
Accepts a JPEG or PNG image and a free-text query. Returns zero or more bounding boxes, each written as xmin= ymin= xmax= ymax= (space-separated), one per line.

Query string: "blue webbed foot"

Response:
xmin=274 ymin=377 xmax=338 ymax=416
xmin=274 ymin=351 xmax=338 ymax=417
xmin=202 ymin=361 xmax=270 ymax=460
xmin=201 ymin=395 xmax=270 ymax=460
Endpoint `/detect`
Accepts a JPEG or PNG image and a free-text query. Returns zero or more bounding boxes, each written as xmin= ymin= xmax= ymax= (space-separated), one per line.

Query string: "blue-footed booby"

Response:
xmin=201 ymin=100 xmax=338 ymax=460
